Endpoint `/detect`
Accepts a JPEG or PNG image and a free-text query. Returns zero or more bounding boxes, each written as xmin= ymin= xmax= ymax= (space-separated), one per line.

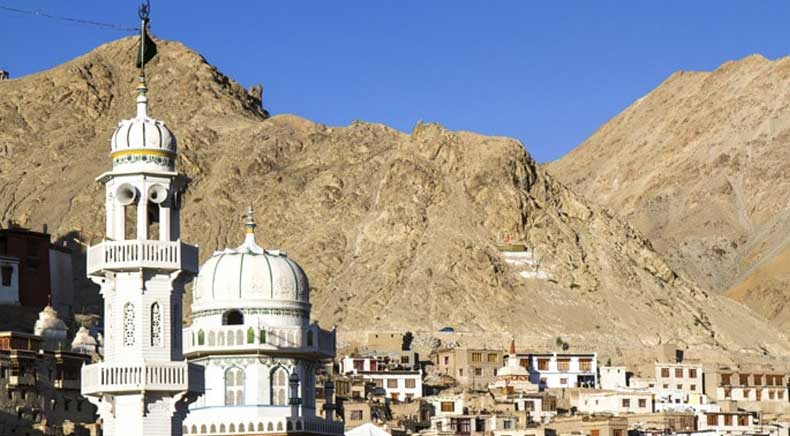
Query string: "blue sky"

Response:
xmin=2 ymin=1 xmax=788 ymax=162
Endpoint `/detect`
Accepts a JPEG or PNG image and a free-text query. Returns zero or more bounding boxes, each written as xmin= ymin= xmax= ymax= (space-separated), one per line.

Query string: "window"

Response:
xmin=223 ymin=309 xmax=244 ymax=325
xmin=613 ymin=430 xmax=624 ymax=436
xmin=472 ymin=352 xmax=482 ymax=362
xmin=474 ymin=368 xmax=482 ymax=376
xmin=754 ymin=374 xmax=763 ymax=385
xmin=721 ymin=373 xmax=732 ymax=385
xmin=503 ymin=420 xmax=513 ymax=430
xmin=406 ymin=379 xmax=416 ymax=389
xmin=591 ymin=430 xmax=600 ymax=436
xmin=353 ymin=360 xmax=365 ymax=372
xmin=621 ymin=399 xmax=630 ymax=408
xmin=259 ymin=329 xmax=266 ymax=344
xmin=689 ymin=368 xmax=697 ymax=378
xmin=557 ymin=359 xmax=570 ymax=372
xmin=676 ymin=384 xmax=683 ymax=390
xmin=387 ymin=379 xmax=398 ymax=388
xmin=391 ymin=393 xmax=399 ymax=402
xmin=375 ymin=379 xmax=383 ymax=388
xmin=458 ymin=369 xmax=463 ymax=377
xmin=307 ymin=330 xmax=314 ymax=347
xmin=247 ymin=327 xmax=255 ymax=344
xmin=271 ymin=368 xmax=288 ymax=405
xmin=779 ymin=390 xmax=785 ymax=400
xmin=661 ymin=368 xmax=670 ymax=378
xmin=707 ymin=415 xmax=717 ymax=426
xmin=537 ymin=359 xmax=549 ymax=371
xmin=225 ymin=367 xmax=245 ymax=405
xmin=638 ymin=399 xmax=647 ymax=408
xmin=724 ymin=388 xmax=732 ymax=398
xmin=123 ymin=303 xmax=135 ymax=346
xmin=488 ymin=353 xmax=498 ymax=363
xmin=401 ymin=355 xmax=410 ymax=364
xmin=738 ymin=415 xmax=749 ymax=426
xmin=675 ymin=368 xmax=683 ymax=378
xmin=524 ymin=401 xmax=535 ymax=411
xmin=769 ymin=390 xmax=776 ymax=400
xmin=690 ymin=384 xmax=697 ymax=391
xmin=197 ymin=329 xmax=205 ymax=345
xmin=560 ymin=378 xmax=568 ymax=385
xmin=441 ymin=402 xmax=455 ymax=412
xmin=350 ymin=411 xmax=363 ymax=420
xmin=662 ymin=384 xmax=669 ymax=389
xmin=723 ymin=415 xmax=733 ymax=426
xmin=0 ymin=266 xmax=11 ymax=287
xmin=739 ymin=374 xmax=750 ymax=385
xmin=579 ymin=359 xmax=592 ymax=372
xmin=443 ymin=356 xmax=449 ymax=365
xmin=150 ymin=303 xmax=162 ymax=347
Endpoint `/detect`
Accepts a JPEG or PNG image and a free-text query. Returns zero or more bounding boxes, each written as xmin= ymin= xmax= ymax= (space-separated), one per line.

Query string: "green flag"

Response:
xmin=136 ymin=23 xmax=157 ymax=68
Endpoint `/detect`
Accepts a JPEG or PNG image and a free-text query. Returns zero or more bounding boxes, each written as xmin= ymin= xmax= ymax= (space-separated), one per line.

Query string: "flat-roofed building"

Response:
xmin=510 ymin=352 xmax=597 ymax=389
xmin=571 ymin=389 xmax=654 ymax=415
xmin=433 ymin=348 xmax=504 ymax=390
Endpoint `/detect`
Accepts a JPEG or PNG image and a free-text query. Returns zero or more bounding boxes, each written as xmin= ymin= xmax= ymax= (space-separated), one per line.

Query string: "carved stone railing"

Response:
xmin=81 ymin=361 xmax=204 ymax=396
xmin=87 ymin=240 xmax=198 ymax=276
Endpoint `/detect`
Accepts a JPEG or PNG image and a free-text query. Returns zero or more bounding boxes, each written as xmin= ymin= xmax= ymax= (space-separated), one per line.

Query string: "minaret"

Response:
xmin=80 ymin=5 xmax=203 ymax=436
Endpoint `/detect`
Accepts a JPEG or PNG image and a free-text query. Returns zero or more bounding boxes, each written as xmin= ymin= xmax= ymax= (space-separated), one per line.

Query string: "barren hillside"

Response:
xmin=2 ymin=38 xmax=788 ymax=358
xmin=547 ymin=55 xmax=790 ymax=329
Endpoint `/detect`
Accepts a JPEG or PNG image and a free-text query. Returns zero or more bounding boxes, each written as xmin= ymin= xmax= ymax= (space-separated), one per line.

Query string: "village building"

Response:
xmin=703 ymin=366 xmax=790 ymax=411
xmin=599 ymin=366 xmax=629 ymax=390
xmin=0 ymin=306 xmax=99 ymax=435
xmin=182 ymin=208 xmax=342 ymax=435
xmin=0 ymin=225 xmax=74 ymax=316
xmin=569 ymin=390 xmax=654 ymax=415
xmin=433 ymin=347 xmax=504 ymax=390
xmin=365 ymin=332 xmax=406 ymax=351
xmin=509 ymin=352 xmax=597 ymax=389
xmin=697 ymin=411 xmax=765 ymax=435
xmin=489 ymin=340 xmax=539 ymax=395
xmin=653 ymin=362 xmax=704 ymax=395
xmin=547 ymin=415 xmax=628 ymax=436
xmin=340 ymin=351 xmax=421 ymax=373
xmin=624 ymin=411 xmax=696 ymax=434
xmin=510 ymin=393 xmax=557 ymax=426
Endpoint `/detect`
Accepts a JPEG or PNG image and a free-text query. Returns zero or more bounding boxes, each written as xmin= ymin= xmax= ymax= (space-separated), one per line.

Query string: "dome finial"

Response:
xmin=245 ymin=204 xmax=256 ymax=234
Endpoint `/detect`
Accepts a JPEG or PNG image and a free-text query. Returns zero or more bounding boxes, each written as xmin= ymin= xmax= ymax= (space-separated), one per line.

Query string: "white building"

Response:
xmin=599 ymin=366 xmax=628 ymax=390
xmin=511 ymin=352 xmax=597 ymax=389
xmin=354 ymin=370 xmax=423 ymax=402
xmin=571 ymin=390 xmax=653 ymax=415
xmin=654 ymin=362 xmax=703 ymax=394
xmin=182 ymin=208 xmax=343 ymax=436
xmin=80 ymin=73 xmax=204 ymax=435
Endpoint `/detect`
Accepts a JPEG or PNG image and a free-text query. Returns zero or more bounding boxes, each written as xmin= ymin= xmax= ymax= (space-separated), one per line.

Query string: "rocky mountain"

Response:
xmin=2 ymin=37 xmax=789 ymax=359
xmin=547 ymin=55 xmax=790 ymax=329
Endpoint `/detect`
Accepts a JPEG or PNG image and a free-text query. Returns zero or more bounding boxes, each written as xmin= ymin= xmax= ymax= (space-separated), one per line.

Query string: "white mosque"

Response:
xmin=79 ymin=12 xmax=342 ymax=435
xmin=181 ymin=208 xmax=342 ymax=435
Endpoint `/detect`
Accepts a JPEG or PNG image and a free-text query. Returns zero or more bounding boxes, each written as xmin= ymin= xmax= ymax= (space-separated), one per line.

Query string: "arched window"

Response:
xmin=306 ymin=330 xmax=314 ymax=347
xmin=123 ymin=303 xmax=135 ymax=346
xmin=218 ymin=331 xmax=225 ymax=346
xmin=225 ymin=367 xmax=245 ymax=406
xmin=267 ymin=422 xmax=274 ymax=432
xmin=258 ymin=423 xmax=264 ymax=431
xmin=247 ymin=327 xmax=255 ymax=344
xmin=287 ymin=421 xmax=293 ymax=431
xmin=259 ymin=329 xmax=267 ymax=344
xmin=219 ymin=424 xmax=226 ymax=433
xmin=227 ymin=331 xmax=235 ymax=346
xmin=236 ymin=330 xmax=244 ymax=345
xmin=222 ymin=309 xmax=244 ymax=325
xmin=208 ymin=331 xmax=216 ymax=346
xmin=272 ymin=367 xmax=288 ymax=405
xmin=239 ymin=423 xmax=246 ymax=432
xmin=200 ymin=424 xmax=206 ymax=434
xmin=229 ymin=424 xmax=235 ymax=433
xmin=150 ymin=302 xmax=162 ymax=346
xmin=190 ymin=425 xmax=197 ymax=434
xmin=182 ymin=426 xmax=187 ymax=434
xmin=277 ymin=422 xmax=283 ymax=431
xmin=210 ymin=424 xmax=216 ymax=433
xmin=197 ymin=329 xmax=205 ymax=345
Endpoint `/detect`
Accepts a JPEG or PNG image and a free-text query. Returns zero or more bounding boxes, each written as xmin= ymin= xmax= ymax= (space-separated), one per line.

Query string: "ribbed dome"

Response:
xmin=192 ymin=223 xmax=310 ymax=312
xmin=110 ymin=80 xmax=176 ymax=171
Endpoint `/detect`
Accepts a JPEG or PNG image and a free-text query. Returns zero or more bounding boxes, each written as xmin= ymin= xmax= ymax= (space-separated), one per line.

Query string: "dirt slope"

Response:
xmin=547 ymin=55 xmax=790 ymax=329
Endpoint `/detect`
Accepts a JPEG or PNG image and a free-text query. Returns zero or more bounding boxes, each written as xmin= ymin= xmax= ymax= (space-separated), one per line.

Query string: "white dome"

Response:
xmin=34 ymin=305 xmax=67 ymax=336
xmin=192 ymin=223 xmax=310 ymax=313
xmin=110 ymin=81 xmax=176 ymax=171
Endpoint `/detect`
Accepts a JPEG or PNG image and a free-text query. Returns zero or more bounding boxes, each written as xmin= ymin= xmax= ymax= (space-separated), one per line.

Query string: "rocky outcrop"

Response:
xmin=2 ymin=38 xmax=789 ymax=358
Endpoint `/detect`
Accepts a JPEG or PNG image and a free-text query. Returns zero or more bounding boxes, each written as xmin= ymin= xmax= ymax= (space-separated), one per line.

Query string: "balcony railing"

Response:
xmin=87 ymin=240 xmax=198 ymax=276
xmin=82 ymin=361 xmax=204 ymax=396
xmin=182 ymin=325 xmax=335 ymax=358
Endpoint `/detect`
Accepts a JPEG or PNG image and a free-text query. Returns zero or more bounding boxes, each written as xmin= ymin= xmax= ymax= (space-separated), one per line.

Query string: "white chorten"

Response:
xmin=489 ymin=339 xmax=538 ymax=394
xmin=80 ymin=71 xmax=203 ymax=435
xmin=71 ymin=326 xmax=99 ymax=356
xmin=34 ymin=304 xmax=68 ymax=350
xmin=181 ymin=207 xmax=342 ymax=436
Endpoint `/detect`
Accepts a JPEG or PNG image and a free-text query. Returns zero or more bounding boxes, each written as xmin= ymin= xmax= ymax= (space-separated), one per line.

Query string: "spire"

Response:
xmin=135 ymin=0 xmax=155 ymax=119
xmin=235 ymin=204 xmax=264 ymax=254
xmin=136 ymin=75 xmax=148 ymax=119
xmin=509 ymin=338 xmax=516 ymax=355
xmin=245 ymin=204 xmax=256 ymax=234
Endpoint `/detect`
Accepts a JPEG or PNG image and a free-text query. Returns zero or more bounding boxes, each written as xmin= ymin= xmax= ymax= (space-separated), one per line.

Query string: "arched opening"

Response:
xmin=150 ymin=302 xmax=162 ymax=347
xmin=267 ymin=422 xmax=274 ymax=432
xmin=124 ymin=203 xmax=137 ymax=240
xmin=247 ymin=327 xmax=255 ymax=344
xmin=222 ymin=309 xmax=244 ymax=325
xmin=287 ymin=421 xmax=293 ymax=431
xmin=225 ymin=367 xmax=245 ymax=406
xmin=219 ymin=424 xmax=226 ymax=433
xmin=147 ymin=201 xmax=160 ymax=240
xmin=306 ymin=330 xmax=314 ymax=347
xmin=208 ymin=331 xmax=216 ymax=346
xmin=271 ymin=367 xmax=288 ymax=405
xmin=123 ymin=303 xmax=135 ymax=346
xmin=200 ymin=424 xmax=206 ymax=434
xmin=259 ymin=329 xmax=267 ymax=344
xmin=197 ymin=329 xmax=205 ymax=345
xmin=210 ymin=424 xmax=216 ymax=433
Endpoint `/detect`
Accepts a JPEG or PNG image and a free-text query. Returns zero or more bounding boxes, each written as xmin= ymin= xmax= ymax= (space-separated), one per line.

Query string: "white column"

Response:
xmin=137 ymin=198 xmax=148 ymax=240
xmin=159 ymin=204 xmax=171 ymax=241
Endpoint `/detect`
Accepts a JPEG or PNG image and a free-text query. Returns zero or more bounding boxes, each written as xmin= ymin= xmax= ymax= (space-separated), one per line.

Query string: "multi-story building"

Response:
xmin=697 ymin=411 xmax=762 ymax=434
xmin=0 ymin=225 xmax=75 ymax=316
xmin=599 ymin=366 xmax=628 ymax=390
xmin=624 ymin=411 xmax=696 ymax=434
xmin=511 ymin=393 xmax=557 ymax=425
xmin=425 ymin=394 xmax=467 ymax=416
xmin=510 ymin=352 xmax=597 ymax=389
xmin=704 ymin=367 xmax=789 ymax=404
xmin=356 ymin=370 xmax=423 ymax=402
xmin=654 ymin=362 xmax=703 ymax=394
xmin=340 ymin=351 xmax=421 ymax=374
xmin=571 ymin=390 xmax=653 ymax=415
xmin=433 ymin=348 xmax=504 ymax=390
xmin=548 ymin=415 xmax=628 ymax=436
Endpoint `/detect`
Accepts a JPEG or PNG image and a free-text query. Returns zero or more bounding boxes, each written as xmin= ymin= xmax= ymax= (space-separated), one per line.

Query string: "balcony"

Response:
xmin=87 ymin=240 xmax=198 ymax=276
xmin=182 ymin=325 xmax=335 ymax=358
xmin=81 ymin=361 xmax=204 ymax=396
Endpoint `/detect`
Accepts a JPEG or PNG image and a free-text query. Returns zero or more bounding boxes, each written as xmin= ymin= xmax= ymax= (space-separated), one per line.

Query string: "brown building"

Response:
xmin=548 ymin=415 xmax=628 ymax=436
xmin=433 ymin=348 xmax=504 ymax=390
xmin=0 ymin=331 xmax=98 ymax=435
xmin=704 ymin=366 xmax=789 ymax=406
xmin=625 ymin=412 xmax=696 ymax=433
